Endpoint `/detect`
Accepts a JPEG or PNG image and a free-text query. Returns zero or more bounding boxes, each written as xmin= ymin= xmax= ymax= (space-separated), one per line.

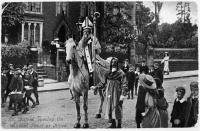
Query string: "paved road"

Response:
xmin=1 ymin=77 xmax=198 ymax=129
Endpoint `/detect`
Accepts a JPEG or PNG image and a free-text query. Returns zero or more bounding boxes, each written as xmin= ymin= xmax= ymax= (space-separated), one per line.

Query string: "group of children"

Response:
xmin=1 ymin=63 xmax=39 ymax=116
xmin=121 ymin=59 xmax=163 ymax=100
xmin=171 ymin=82 xmax=199 ymax=127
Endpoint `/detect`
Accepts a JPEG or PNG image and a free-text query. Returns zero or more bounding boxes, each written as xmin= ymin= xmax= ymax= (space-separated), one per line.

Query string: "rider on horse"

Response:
xmin=77 ymin=17 xmax=108 ymax=88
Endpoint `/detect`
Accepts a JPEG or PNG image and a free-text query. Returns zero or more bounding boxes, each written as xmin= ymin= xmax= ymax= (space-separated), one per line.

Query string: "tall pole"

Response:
xmin=93 ymin=12 xmax=100 ymax=94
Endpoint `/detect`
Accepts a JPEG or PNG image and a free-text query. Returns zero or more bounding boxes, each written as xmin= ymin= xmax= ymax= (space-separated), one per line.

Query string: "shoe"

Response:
xmin=22 ymin=107 xmax=29 ymax=114
xmin=12 ymin=112 xmax=18 ymax=116
xmin=74 ymin=123 xmax=81 ymax=128
xmin=70 ymin=97 xmax=74 ymax=100
xmin=117 ymin=119 xmax=122 ymax=128
xmin=36 ymin=102 xmax=39 ymax=105
xmin=95 ymin=114 xmax=101 ymax=118
xmin=31 ymin=103 xmax=36 ymax=108
xmin=107 ymin=119 xmax=116 ymax=128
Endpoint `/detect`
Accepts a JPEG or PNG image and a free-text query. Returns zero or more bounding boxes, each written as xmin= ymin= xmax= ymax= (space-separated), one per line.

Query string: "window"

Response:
xmin=81 ymin=2 xmax=95 ymax=17
xmin=24 ymin=2 xmax=42 ymax=14
xmin=56 ymin=2 xmax=68 ymax=16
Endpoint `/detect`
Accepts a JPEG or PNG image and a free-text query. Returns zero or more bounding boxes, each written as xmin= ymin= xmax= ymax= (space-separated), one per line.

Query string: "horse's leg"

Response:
xmin=82 ymin=92 xmax=89 ymax=128
xmin=95 ymin=89 xmax=104 ymax=118
xmin=74 ymin=94 xmax=81 ymax=128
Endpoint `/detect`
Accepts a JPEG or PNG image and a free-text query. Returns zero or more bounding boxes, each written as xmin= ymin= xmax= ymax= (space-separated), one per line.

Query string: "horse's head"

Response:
xmin=65 ymin=38 xmax=76 ymax=64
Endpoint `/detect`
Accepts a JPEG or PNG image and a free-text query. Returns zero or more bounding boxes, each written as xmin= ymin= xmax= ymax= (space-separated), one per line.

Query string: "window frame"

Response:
xmin=25 ymin=2 xmax=43 ymax=14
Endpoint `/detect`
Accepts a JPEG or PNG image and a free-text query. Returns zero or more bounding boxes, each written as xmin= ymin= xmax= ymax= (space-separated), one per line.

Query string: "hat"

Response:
xmin=190 ymin=82 xmax=198 ymax=90
xmin=82 ymin=17 xmax=93 ymax=30
xmin=15 ymin=70 xmax=22 ymax=75
xmin=139 ymin=74 xmax=156 ymax=89
xmin=176 ymin=86 xmax=186 ymax=94
xmin=9 ymin=64 xmax=13 ymax=67
xmin=125 ymin=59 xmax=129 ymax=62
xmin=154 ymin=63 xmax=159 ymax=66
xmin=142 ymin=59 xmax=146 ymax=62
xmin=54 ymin=38 xmax=59 ymax=41
xmin=165 ymin=52 xmax=168 ymax=54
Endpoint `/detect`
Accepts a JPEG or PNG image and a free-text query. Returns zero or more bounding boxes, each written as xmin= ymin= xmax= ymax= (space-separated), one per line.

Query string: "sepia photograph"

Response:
xmin=1 ymin=0 xmax=199 ymax=129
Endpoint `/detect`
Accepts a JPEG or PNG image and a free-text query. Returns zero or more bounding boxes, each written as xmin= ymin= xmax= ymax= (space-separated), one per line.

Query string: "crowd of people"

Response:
xmin=1 ymin=63 xmax=39 ymax=116
xmin=91 ymin=57 xmax=198 ymax=128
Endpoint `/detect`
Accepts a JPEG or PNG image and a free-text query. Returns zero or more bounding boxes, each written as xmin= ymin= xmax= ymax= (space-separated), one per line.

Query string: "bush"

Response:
xmin=1 ymin=41 xmax=30 ymax=68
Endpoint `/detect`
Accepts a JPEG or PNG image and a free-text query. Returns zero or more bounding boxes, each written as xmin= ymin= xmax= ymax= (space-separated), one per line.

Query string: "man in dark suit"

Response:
xmin=135 ymin=74 xmax=147 ymax=128
xmin=29 ymin=65 xmax=39 ymax=105
xmin=139 ymin=60 xmax=149 ymax=74
xmin=153 ymin=63 xmax=163 ymax=83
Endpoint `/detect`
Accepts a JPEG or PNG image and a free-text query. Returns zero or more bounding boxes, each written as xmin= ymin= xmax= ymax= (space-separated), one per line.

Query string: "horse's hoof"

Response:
xmin=74 ymin=123 xmax=81 ymax=128
xmin=95 ymin=114 xmax=101 ymax=118
xmin=83 ymin=123 xmax=89 ymax=128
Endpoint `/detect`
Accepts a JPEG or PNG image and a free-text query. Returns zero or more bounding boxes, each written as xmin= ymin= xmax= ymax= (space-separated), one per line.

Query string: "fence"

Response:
xmin=148 ymin=47 xmax=198 ymax=72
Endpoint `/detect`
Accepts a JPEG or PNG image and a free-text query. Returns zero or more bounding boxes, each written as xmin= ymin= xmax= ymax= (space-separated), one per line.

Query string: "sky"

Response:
xmin=143 ymin=1 xmax=198 ymax=25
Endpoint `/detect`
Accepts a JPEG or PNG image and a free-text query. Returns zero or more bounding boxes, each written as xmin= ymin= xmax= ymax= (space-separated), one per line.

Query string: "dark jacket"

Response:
xmin=1 ymin=74 xmax=8 ymax=90
xmin=24 ymin=74 xmax=33 ymax=86
xmin=184 ymin=95 xmax=199 ymax=127
xmin=170 ymin=99 xmax=187 ymax=127
xmin=31 ymin=71 xmax=38 ymax=87
xmin=127 ymin=71 xmax=135 ymax=85
xmin=6 ymin=70 xmax=14 ymax=89
xmin=139 ymin=65 xmax=149 ymax=74
xmin=153 ymin=68 xmax=163 ymax=83
xmin=136 ymin=85 xmax=147 ymax=110
xmin=9 ymin=75 xmax=18 ymax=91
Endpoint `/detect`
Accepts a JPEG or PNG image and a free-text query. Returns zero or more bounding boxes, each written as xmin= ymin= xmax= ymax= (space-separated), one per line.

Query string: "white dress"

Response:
xmin=161 ymin=56 xmax=169 ymax=72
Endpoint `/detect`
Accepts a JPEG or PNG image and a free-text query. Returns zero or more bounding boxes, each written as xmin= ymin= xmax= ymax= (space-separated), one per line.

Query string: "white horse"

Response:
xmin=65 ymin=38 xmax=110 ymax=128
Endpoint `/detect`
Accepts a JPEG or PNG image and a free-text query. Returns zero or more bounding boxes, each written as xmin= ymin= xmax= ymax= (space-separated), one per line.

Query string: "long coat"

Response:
xmin=96 ymin=69 xmax=128 ymax=119
xmin=184 ymin=95 xmax=199 ymax=127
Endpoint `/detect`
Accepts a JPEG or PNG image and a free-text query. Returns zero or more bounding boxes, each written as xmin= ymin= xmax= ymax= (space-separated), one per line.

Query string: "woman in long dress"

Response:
xmin=161 ymin=52 xmax=169 ymax=75
xmin=139 ymin=75 xmax=161 ymax=128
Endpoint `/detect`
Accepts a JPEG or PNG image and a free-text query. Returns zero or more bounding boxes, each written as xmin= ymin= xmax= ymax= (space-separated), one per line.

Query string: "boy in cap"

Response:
xmin=170 ymin=86 xmax=187 ymax=127
xmin=9 ymin=70 xmax=29 ymax=116
xmin=1 ymin=67 xmax=8 ymax=107
xmin=185 ymin=82 xmax=199 ymax=127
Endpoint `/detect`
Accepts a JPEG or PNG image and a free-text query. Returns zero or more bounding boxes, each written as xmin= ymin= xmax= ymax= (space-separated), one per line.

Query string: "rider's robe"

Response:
xmin=96 ymin=69 xmax=128 ymax=119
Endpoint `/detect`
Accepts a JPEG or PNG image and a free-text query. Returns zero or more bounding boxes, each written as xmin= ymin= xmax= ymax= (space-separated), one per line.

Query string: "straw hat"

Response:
xmin=139 ymin=74 xmax=156 ymax=89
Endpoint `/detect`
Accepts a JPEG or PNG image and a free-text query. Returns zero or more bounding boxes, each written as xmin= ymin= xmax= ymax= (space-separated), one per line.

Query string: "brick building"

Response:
xmin=21 ymin=2 xmax=104 ymax=48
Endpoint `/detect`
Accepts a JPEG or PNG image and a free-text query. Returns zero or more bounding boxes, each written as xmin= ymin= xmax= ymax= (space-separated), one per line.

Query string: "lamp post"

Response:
xmin=76 ymin=17 xmax=82 ymax=41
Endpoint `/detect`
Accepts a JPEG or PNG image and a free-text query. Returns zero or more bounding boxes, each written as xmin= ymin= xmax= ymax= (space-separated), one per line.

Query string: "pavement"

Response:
xmin=38 ymin=70 xmax=198 ymax=92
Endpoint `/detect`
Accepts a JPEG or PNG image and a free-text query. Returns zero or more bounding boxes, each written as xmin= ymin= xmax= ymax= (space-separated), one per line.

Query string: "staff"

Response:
xmin=93 ymin=12 xmax=100 ymax=95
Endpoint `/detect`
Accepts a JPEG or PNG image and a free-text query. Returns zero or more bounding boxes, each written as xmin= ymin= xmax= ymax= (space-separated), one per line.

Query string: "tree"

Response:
xmin=1 ymin=2 xmax=26 ymax=44
xmin=102 ymin=2 xmax=134 ymax=46
xmin=176 ymin=2 xmax=191 ymax=23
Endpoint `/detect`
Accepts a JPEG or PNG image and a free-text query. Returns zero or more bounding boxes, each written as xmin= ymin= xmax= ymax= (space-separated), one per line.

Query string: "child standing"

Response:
xmin=127 ymin=66 xmax=135 ymax=99
xmin=170 ymin=86 xmax=187 ymax=127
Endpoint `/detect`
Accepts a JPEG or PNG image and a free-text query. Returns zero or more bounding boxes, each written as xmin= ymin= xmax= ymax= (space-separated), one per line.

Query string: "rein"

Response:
xmin=71 ymin=47 xmax=89 ymax=84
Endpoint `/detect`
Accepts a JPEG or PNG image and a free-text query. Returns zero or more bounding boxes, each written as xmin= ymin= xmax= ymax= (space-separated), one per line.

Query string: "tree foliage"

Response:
xmin=2 ymin=2 xmax=25 ymax=27
xmin=102 ymin=2 xmax=135 ymax=48
xmin=2 ymin=2 xmax=26 ymax=44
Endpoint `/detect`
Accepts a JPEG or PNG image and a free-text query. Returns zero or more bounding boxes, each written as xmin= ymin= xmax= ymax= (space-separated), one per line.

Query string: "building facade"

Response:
xmin=21 ymin=2 xmax=104 ymax=48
